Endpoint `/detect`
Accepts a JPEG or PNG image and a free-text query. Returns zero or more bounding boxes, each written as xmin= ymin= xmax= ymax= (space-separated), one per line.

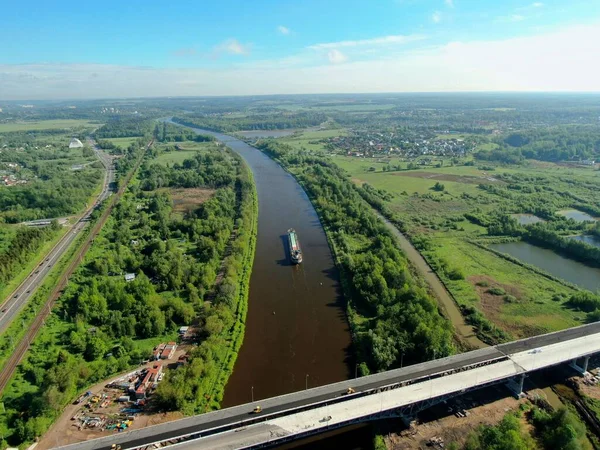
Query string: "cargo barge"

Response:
xmin=287 ymin=228 xmax=303 ymax=264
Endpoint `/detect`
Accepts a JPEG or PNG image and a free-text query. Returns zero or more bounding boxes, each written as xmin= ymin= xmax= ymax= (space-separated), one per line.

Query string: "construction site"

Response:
xmin=35 ymin=343 xmax=191 ymax=450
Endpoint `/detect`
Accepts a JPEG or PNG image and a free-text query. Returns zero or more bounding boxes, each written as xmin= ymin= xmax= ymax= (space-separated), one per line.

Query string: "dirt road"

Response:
xmin=375 ymin=211 xmax=485 ymax=349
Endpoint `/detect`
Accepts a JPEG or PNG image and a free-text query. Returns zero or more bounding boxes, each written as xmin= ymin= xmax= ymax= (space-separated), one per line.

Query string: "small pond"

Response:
xmin=490 ymin=241 xmax=600 ymax=292
xmin=557 ymin=209 xmax=598 ymax=222
xmin=511 ymin=214 xmax=544 ymax=225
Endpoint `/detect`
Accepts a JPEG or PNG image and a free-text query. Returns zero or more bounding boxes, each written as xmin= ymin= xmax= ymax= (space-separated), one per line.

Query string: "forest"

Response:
xmin=94 ymin=117 xmax=155 ymax=138
xmin=0 ymin=223 xmax=60 ymax=287
xmin=476 ymin=126 xmax=600 ymax=163
xmin=256 ymin=140 xmax=453 ymax=373
xmin=172 ymin=112 xmax=327 ymax=132
xmin=0 ymin=141 xmax=257 ymax=446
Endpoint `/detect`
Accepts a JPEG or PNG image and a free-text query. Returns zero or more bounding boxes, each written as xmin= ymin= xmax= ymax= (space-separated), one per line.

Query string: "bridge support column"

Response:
xmin=570 ymin=356 xmax=590 ymax=375
xmin=506 ymin=374 xmax=526 ymax=398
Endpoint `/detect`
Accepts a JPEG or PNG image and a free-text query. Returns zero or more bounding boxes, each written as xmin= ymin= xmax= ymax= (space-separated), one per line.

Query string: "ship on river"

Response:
xmin=287 ymin=228 xmax=303 ymax=264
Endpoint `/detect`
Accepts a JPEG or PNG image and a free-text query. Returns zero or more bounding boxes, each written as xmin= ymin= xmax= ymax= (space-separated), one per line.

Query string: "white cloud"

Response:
xmin=532 ymin=2 xmax=544 ymax=7
xmin=214 ymin=38 xmax=250 ymax=56
xmin=445 ymin=0 xmax=454 ymax=8
xmin=1 ymin=22 xmax=599 ymax=99
xmin=309 ymin=34 xmax=425 ymax=50
xmin=511 ymin=14 xmax=525 ymax=21
xmin=327 ymin=49 xmax=348 ymax=64
xmin=432 ymin=11 xmax=442 ymax=23
xmin=277 ymin=25 xmax=291 ymax=35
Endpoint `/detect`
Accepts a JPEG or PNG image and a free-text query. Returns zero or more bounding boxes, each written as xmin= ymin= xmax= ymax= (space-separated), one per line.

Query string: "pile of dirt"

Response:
xmin=468 ymin=275 xmax=529 ymax=337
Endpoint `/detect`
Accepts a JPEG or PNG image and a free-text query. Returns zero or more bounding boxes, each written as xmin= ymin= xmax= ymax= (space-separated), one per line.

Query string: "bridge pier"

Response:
xmin=570 ymin=356 xmax=590 ymax=375
xmin=506 ymin=374 xmax=526 ymax=398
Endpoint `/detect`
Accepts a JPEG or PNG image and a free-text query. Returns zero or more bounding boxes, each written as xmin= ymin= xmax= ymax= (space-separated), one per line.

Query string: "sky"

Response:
xmin=1 ymin=0 xmax=599 ymax=99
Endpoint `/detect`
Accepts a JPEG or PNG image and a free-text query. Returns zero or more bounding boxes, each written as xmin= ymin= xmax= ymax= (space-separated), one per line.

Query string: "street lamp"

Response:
xmin=355 ymin=363 xmax=358 ymax=379
xmin=251 ymin=386 xmax=254 ymax=403
xmin=305 ymin=374 xmax=309 ymax=390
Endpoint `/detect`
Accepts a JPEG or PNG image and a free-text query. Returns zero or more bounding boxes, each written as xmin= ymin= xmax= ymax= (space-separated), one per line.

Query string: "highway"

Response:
xmin=55 ymin=321 xmax=600 ymax=450
xmin=0 ymin=141 xmax=114 ymax=336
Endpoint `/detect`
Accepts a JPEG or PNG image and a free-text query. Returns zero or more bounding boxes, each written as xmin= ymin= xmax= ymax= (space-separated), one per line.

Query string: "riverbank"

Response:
xmin=201 ymin=160 xmax=258 ymax=409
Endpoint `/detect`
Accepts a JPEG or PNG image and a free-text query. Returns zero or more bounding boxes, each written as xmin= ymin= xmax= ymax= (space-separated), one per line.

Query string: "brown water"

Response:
xmin=176 ymin=123 xmax=353 ymax=406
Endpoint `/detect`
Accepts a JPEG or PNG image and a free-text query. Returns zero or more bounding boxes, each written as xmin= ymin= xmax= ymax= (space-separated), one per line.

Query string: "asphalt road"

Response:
xmin=0 ymin=143 xmax=114 ymax=336
xmin=57 ymin=322 xmax=600 ymax=450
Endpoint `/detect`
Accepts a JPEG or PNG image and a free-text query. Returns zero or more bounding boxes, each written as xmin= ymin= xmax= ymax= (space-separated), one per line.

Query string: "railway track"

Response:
xmin=0 ymin=140 xmax=152 ymax=395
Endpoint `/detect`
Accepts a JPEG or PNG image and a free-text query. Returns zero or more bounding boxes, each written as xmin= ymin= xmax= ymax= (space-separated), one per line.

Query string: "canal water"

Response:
xmin=177 ymin=123 xmax=353 ymax=406
xmin=490 ymin=242 xmax=600 ymax=292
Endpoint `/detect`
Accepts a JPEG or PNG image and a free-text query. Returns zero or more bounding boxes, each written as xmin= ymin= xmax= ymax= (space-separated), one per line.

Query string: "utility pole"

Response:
xmin=305 ymin=374 xmax=309 ymax=390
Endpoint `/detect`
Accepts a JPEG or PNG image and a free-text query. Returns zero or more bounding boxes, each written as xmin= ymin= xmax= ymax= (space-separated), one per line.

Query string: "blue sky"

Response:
xmin=0 ymin=0 xmax=599 ymax=99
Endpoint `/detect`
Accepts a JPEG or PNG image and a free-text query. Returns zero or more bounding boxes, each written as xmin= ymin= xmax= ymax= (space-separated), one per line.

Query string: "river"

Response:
xmin=173 ymin=122 xmax=353 ymax=407
xmin=489 ymin=242 xmax=600 ymax=292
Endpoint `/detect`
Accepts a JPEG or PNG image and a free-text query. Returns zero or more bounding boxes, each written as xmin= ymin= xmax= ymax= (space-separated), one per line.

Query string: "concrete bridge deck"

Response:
xmin=55 ymin=322 xmax=600 ymax=450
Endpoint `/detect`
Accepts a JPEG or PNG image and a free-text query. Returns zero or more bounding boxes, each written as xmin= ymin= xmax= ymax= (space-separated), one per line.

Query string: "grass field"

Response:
xmin=104 ymin=137 xmax=140 ymax=149
xmin=0 ymin=120 xmax=102 ymax=133
xmin=155 ymin=151 xmax=197 ymax=166
xmin=154 ymin=141 xmax=218 ymax=166
xmin=280 ymin=128 xmax=347 ymax=151
xmin=427 ymin=237 xmax=581 ymax=338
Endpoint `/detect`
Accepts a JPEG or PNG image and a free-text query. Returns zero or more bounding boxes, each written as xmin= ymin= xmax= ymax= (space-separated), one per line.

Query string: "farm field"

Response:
xmin=0 ymin=119 xmax=101 ymax=132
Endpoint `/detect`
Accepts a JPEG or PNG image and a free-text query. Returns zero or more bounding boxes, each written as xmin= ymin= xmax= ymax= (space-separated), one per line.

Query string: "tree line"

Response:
xmin=172 ymin=112 xmax=327 ymax=132
xmin=0 ymin=222 xmax=60 ymax=287
xmin=153 ymin=122 xmax=215 ymax=143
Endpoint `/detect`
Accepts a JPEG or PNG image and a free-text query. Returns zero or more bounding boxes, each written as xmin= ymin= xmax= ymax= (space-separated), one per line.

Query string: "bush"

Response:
xmin=504 ymin=295 xmax=518 ymax=303
xmin=373 ymin=434 xmax=386 ymax=450
xmin=487 ymin=286 xmax=506 ymax=296
xmin=568 ymin=291 xmax=600 ymax=312
xmin=447 ymin=267 xmax=465 ymax=281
